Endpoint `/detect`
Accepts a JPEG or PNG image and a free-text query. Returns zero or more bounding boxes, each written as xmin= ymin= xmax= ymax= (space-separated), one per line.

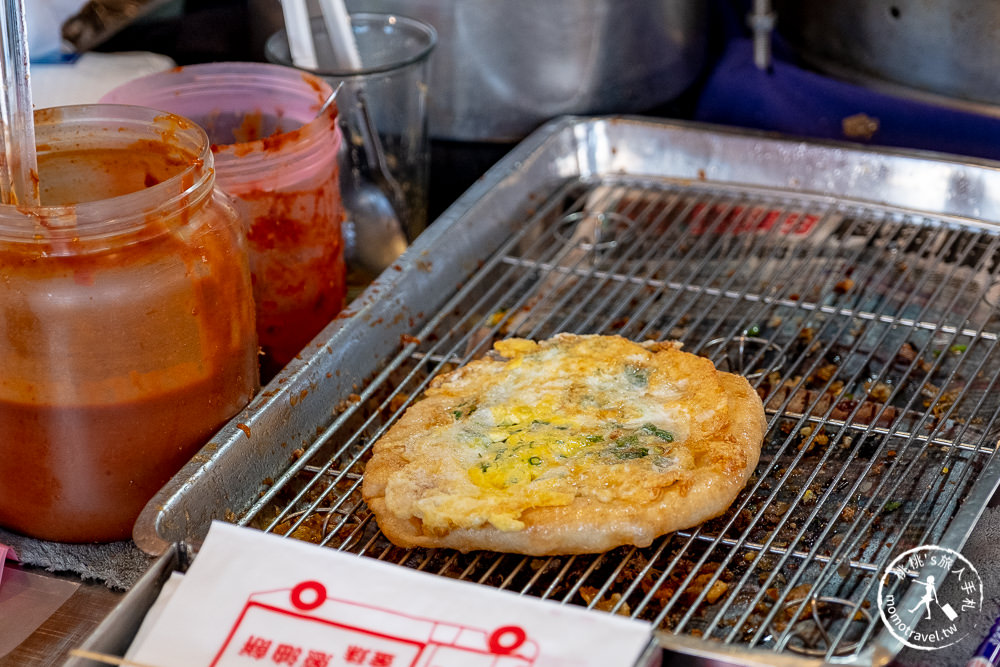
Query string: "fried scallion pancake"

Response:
xmin=362 ymin=333 xmax=767 ymax=555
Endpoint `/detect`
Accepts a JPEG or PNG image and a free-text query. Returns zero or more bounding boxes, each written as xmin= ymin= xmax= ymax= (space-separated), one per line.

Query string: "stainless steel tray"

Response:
xmin=65 ymin=544 xmax=191 ymax=667
xmin=134 ymin=116 xmax=1000 ymax=665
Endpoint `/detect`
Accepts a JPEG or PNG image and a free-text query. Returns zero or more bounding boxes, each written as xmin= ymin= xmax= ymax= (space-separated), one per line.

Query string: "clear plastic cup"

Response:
xmin=102 ymin=62 xmax=347 ymax=380
xmin=265 ymin=12 xmax=437 ymax=248
xmin=0 ymin=105 xmax=259 ymax=542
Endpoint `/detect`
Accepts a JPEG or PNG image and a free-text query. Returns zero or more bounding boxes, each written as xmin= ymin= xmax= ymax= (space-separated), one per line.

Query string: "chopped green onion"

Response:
xmin=528 ymin=456 xmax=543 ymax=465
xmin=586 ymin=434 xmax=604 ymax=443
xmin=641 ymin=423 xmax=675 ymax=441
xmin=950 ymin=344 xmax=968 ymax=354
xmin=615 ymin=448 xmax=649 ymax=460
xmin=883 ymin=500 xmax=902 ymax=513
xmin=452 ymin=400 xmax=477 ymax=420
xmin=615 ymin=433 xmax=640 ymax=448
xmin=746 ymin=324 xmax=761 ymax=337
xmin=624 ymin=365 xmax=650 ymax=388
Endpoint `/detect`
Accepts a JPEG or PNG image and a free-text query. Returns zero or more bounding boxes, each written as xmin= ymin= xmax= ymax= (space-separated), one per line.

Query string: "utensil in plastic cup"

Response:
xmin=266 ymin=12 xmax=436 ymax=253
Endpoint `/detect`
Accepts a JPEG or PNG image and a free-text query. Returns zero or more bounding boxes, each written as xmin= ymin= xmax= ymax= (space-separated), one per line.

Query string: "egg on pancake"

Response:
xmin=362 ymin=333 xmax=767 ymax=555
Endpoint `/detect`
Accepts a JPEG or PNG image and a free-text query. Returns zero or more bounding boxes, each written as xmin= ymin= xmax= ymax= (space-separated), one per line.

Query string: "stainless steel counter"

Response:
xmin=1 ymin=564 xmax=123 ymax=666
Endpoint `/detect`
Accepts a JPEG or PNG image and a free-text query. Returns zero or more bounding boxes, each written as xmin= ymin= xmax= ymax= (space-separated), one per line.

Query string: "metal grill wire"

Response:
xmin=242 ymin=175 xmax=1000 ymax=661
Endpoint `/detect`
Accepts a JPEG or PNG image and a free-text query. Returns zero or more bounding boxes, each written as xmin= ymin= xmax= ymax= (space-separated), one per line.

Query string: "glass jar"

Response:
xmin=103 ymin=62 xmax=347 ymax=380
xmin=266 ymin=13 xmax=436 ymax=246
xmin=0 ymin=105 xmax=259 ymax=543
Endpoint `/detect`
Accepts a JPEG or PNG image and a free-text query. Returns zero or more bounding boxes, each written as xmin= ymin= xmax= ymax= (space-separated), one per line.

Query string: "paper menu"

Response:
xmin=128 ymin=522 xmax=657 ymax=667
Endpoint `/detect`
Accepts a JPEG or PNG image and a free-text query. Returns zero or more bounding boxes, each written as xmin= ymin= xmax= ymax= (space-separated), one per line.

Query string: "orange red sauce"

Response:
xmin=0 ymin=132 xmax=258 ymax=542
xmin=212 ymin=105 xmax=346 ymax=380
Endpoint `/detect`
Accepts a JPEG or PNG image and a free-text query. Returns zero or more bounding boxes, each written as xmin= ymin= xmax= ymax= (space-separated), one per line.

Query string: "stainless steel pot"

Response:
xmin=322 ymin=0 xmax=709 ymax=142
xmin=775 ymin=1 xmax=1000 ymax=109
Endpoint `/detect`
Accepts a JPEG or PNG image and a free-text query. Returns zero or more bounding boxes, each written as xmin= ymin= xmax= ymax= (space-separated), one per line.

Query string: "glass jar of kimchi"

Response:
xmin=0 ymin=105 xmax=259 ymax=542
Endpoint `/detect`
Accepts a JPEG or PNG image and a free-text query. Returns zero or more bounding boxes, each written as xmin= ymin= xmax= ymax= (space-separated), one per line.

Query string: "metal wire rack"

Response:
xmin=236 ymin=172 xmax=1000 ymax=663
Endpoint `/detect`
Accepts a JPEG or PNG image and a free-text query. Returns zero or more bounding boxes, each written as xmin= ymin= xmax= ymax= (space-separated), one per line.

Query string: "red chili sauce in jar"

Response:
xmin=216 ymin=104 xmax=346 ymax=379
xmin=0 ymin=106 xmax=259 ymax=542
xmin=102 ymin=63 xmax=348 ymax=381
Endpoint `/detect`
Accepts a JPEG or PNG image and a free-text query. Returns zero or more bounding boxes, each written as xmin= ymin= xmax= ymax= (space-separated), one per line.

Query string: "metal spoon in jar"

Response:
xmin=315 ymin=85 xmax=407 ymax=277
xmin=312 ymin=0 xmax=410 ymax=278
xmin=336 ymin=91 xmax=408 ymax=278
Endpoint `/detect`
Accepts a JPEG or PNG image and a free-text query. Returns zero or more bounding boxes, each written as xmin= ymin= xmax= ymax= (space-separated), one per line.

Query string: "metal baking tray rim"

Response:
xmin=67 ymin=541 xmax=665 ymax=667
